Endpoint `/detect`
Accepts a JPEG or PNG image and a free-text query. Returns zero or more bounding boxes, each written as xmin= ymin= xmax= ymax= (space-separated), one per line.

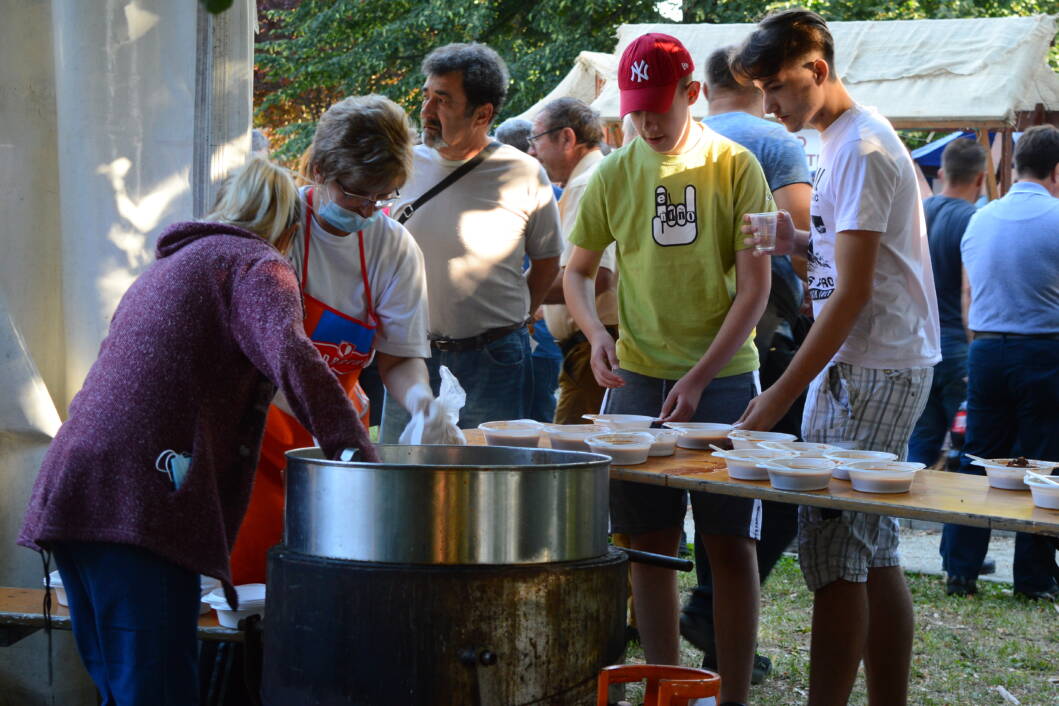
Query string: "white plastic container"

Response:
xmin=824 ymin=450 xmax=899 ymax=480
xmin=713 ymin=449 xmax=794 ymax=481
xmin=645 ymin=428 xmax=683 ymax=457
xmin=43 ymin=571 xmax=67 ymax=607
xmin=968 ymin=458 xmax=1059 ymax=491
xmin=203 ymin=583 xmax=266 ymax=628
xmin=199 ymin=576 xmax=222 ymax=615
xmin=727 ymin=430 xmax=797 ymax=450
xmin=585 ymin=432 xmax=654 ymax=465
xmin=582 ymin=413 xmax=655 ymax=430
xmin=662 ymin=422 xmax=733 ymax=449
xmin=1024 ymin=474 xmax=1059 ymax=509
xmin=762 ymin=457 xmax=837 ymax=491
xmin=758 ymin=440 xmax=838 ymax=457
xmin=478 ymin=420 xmax=542 ymax=447
xmin=541 ymin=424 xmax=604 ymax=452
xmin=845 ymin=461 xmax=925 ymax=494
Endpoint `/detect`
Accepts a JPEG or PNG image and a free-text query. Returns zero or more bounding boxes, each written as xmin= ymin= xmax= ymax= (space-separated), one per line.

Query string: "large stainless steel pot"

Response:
xmin=284 ymin=445 xmax=611 ymax=565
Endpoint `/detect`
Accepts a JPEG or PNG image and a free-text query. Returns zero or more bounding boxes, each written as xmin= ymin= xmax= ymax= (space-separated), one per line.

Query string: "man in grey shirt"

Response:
xmin=941 ymin=124 xmax=1059 ymax=601
xmin=381 ymin=43 xmax=561 ymax=439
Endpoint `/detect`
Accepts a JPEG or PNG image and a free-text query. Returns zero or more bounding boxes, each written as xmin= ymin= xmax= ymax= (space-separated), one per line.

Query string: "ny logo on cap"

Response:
xmin=630 ymin=60 xmax=650 ymax=83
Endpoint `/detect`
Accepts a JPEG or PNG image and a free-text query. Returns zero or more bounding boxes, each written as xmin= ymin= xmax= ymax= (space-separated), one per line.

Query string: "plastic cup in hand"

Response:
xmin=748 ymin=212 xmax=779 ymax=253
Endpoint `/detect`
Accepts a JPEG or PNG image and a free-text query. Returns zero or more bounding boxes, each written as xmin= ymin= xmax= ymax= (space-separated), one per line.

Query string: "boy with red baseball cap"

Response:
xmin=563 ymin=32 xmax=773 ymax=706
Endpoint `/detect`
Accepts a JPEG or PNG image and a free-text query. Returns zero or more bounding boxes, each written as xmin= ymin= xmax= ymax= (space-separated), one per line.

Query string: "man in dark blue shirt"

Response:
xmin=907 ymin=138 xmax=985 ymax=468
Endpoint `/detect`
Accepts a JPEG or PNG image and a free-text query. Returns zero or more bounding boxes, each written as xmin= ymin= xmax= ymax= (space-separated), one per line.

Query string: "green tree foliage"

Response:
xmin=255 ymin=0 xmax=662 ymax=162
xmin=257 ymin=0 xmax=1058 ymax=162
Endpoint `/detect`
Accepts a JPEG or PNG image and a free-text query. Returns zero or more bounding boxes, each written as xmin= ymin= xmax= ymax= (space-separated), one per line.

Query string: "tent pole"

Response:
xmin=999 ymin=128 xmax=1013 ymax=196
xmin=976 ymin=129 xmax=998 ymax=201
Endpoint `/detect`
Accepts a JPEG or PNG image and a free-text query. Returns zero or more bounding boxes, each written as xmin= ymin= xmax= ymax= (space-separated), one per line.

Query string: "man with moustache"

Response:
xmin=380 ymin=43 xmax=562 ymax=439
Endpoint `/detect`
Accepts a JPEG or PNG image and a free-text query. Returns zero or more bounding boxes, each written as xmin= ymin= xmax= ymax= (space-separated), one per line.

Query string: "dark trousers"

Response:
xmin=908 ymin=334 xmax=968 ymax=466
xmin=940 ymin=337 xmax=1059 ymax=593
xmin=52 ymin=541 xmax=201 ymax=706
xmin=528 ymin=354 xmax=561 ymax=423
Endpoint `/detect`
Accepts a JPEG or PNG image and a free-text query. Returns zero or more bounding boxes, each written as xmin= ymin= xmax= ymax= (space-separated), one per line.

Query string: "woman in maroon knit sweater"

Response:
xmin=18 ymin=158 xmax=376 ymax=705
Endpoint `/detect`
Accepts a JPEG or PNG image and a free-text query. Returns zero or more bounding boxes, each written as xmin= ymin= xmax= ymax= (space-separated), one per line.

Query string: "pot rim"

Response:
xmin=286 ymin=445 xmax=613 ymax=472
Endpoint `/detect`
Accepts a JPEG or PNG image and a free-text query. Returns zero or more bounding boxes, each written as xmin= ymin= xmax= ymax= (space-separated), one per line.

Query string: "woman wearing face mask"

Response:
xmin=18 ymin=158 xmax=377 ymax=704
xmin=230 ymin=96 xmax=434 ymax=584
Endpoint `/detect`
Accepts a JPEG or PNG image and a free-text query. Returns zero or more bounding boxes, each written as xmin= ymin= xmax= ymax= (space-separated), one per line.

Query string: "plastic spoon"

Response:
xmin=709 ymin=444 xmax=727 ymax=454
xmin=1024 ymin=469 xmax=1059 ymax=487
xmin=964 ymin=453 xmax=991 ymax=465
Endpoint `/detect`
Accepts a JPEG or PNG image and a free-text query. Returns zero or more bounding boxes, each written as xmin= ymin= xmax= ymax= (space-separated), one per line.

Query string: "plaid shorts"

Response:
xmin=798 ymin=362 xmax=932 ymax=591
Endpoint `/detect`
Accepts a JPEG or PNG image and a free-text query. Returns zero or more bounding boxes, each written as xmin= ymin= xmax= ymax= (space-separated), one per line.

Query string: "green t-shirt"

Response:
xmin=569 ymin=124 xmax=774 ymax=380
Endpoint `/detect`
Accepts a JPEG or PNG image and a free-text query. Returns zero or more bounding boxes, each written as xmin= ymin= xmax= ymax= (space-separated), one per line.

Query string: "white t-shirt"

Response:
xmin=808 ymin=104 xmax=940 ymax=369
xmin=542 ymin=149 xmax=618 ymax=342
xmin=291 ymin=188 xmax=431 ymax=359
xmin=396 ymin=143 xmax=563 ymax=339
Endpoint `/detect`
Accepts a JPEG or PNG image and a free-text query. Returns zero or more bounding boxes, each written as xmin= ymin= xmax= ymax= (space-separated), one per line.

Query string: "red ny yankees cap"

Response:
xmin=618 ymin=33 xmax=695 ymax=117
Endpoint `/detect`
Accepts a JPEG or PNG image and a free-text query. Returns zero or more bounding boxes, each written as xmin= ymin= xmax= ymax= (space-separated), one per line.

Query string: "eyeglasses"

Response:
xmin=334 ymin=180 xmax=401 ymax=209
xmin=527 ymin=125 xmax=567 ymax=147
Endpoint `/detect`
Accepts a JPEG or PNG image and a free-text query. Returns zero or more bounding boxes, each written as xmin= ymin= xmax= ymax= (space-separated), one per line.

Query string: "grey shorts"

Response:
xmin=605 ymin=368 xmax=762 ymax=539
xmin=798 ymin=362 xmax=932 ymax=590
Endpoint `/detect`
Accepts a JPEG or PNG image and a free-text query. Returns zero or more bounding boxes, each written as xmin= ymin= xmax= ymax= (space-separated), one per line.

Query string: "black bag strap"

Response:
xmin=396 ymin=141 xmax=501 ymax=224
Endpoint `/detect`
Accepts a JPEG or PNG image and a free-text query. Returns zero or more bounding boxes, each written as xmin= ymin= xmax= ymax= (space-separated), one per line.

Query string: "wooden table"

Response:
xmin=0 ymin=587 xmax=243 ymax=646
xmin=465 ymin=431 xmax=1059 ymax=537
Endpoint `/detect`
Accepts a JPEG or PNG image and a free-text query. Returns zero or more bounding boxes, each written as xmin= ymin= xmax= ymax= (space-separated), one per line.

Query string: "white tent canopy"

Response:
xmin=522 ymin=15 xmax=1059 ymax=129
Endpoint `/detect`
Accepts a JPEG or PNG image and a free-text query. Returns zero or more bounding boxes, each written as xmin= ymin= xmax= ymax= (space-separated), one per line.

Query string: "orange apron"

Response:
xmin=231 ymin=189 xmax=377 ymax=584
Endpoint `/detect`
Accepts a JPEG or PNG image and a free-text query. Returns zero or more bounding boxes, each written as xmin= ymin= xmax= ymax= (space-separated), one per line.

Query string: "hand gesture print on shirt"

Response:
xmin=651 ymin=184 xmax=698 ymax=246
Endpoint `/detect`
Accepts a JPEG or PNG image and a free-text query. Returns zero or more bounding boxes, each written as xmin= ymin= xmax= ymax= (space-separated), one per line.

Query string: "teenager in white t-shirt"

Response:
xmin=731 ymin=11 xmax=940 ymax=706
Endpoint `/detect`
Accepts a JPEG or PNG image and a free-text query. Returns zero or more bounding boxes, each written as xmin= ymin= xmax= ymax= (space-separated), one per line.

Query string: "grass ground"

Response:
xmin=623 ymin=556 xmax=1058 ymax=705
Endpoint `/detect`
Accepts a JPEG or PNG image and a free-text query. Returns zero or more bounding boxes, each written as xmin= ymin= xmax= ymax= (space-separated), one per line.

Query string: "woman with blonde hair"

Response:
xmin=230 ymin=95 xmax=436 ymax=584
xmin=18 ymin=157 xmax=377 ymax=705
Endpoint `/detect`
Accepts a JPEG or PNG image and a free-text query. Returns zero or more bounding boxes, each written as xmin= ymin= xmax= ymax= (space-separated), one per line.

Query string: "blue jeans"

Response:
xmin=380 ymin=328 xmax=533 ymax=442
xmin=528 ymin=354 xmax=560 ymax=423
xmin=52 ymin=542 xmax=201 ymax=706
xmin=908 ymin=334 xmax=968 ymax=466
xmin=940 ymin=337 xmax=1059 ymax=593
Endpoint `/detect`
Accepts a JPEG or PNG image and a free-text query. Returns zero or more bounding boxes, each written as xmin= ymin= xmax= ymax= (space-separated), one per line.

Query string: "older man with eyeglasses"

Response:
xmin=380 ymin=43 xmax=562 ymax=440
xmin=528 ymin=98 xmax=618 ymax=425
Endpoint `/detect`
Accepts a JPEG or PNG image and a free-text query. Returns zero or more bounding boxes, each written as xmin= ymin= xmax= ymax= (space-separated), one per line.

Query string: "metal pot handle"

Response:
xmin=619 ymin=547 xmax=694 ymax=572
xmin=338 ymin=448 xmax=359 ymax=462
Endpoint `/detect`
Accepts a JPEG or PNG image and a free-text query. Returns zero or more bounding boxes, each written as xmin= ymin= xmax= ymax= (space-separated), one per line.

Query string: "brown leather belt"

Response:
xmin=430 ymin=322 xmax=527 ymax=352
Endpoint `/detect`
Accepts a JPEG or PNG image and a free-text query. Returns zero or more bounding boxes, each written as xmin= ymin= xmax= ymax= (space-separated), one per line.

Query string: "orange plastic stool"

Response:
xmin=596 ymin=664 xmax=721 ymax=706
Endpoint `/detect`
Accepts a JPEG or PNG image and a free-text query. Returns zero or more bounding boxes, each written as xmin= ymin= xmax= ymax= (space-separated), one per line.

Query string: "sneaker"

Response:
xmin=1014 ymin=585 xmax=1058 ymax=601
xmin=978 ymin=557 xmax=997 ymax=576
xmin=945 ymin=574 xmax=977 ymax=596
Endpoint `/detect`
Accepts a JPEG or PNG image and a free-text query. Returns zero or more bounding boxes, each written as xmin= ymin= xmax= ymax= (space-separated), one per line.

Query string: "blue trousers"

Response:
xmin=380 ymin=328 xmax=533 ymax=442
xmin=939 ymin=337 xmax=1059 ymax=593
xmin=908 ymin=336 xmax=968 ymax=466
xmin=52 ymin=542 xmax=201 ymax=706
xmin=528 ymin=354 xmax=561 ymax=423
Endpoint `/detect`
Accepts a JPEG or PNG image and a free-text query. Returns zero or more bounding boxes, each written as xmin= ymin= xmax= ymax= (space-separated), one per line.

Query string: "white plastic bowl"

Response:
xmin=478 ymin=419 xmax=542 ymax=447
xmin=758 ymin=441 xmax=838 ymax=457
xmin=1024 ymin=474 xmax=1059 ymax=509
xmin=644 ymin=428 xmax=683 ymax=456
xmin=713 ymin=449 xmax=794 ymax=481
xmin=845 ymin=461 xmax=925 ymax=494
xmin=200 ymin=576 xmax=221 ymax=615
xmin=43 ymin=570 xmax=67 ymax=607
xmin=540 ymin=424 xmax=603 ymax=452
xmin=582 ymin=413 xmax=655 ymax=430
xmin=203 ymin=583 xmax=266 ymax=628
xmin=663 ymin=422 xmax=734 ymax=449
xmin=727 ymin=430 xmax=798 ymax=450
xmin=762 ymin=457 xmax=837 ymax=491
xmin=585 ymin=432 xmax=654 ymax=465
xmin=824 ymin=450 xmax=899 ymax=480
xmin=969 ymin=458 xmax=1059 ymax=491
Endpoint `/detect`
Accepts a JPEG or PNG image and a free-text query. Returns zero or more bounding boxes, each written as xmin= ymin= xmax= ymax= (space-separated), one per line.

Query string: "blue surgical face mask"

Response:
xmin=316 ymin=190 xmax=380 ymax=233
